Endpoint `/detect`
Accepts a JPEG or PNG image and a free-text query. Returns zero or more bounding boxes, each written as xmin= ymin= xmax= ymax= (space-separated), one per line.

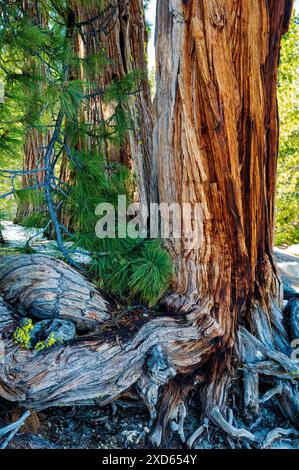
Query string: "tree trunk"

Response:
xmin=58 ymin=1 xmax=156 ymax=229
xmin=15 ymin=1 xmax=50 ymax=222
xmin=75 ymin=0 xmax=156 ymax=206
xmin=154 ymin=0 xmax=294 ymax=396
xmin=154 ymin=0 xmax=293 ymax=313
xmin=1 ymin=1 xmax=298 ymax=450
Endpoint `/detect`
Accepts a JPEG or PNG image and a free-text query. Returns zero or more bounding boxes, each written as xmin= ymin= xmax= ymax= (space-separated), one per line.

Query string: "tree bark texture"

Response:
xmin=154 ymin=0 xmax=292 ymax=321
xmin=74 ymin=0 xmax=156 ymax=207
xmin=1 ymin=0 xmax=298 ymax=449
xmin=0 ymin=255 xmax=298 ymax=447
xmin=0 ymin=255 xmax=222 ymax=410
xmin=152 ymin=0 xmax=297 ymax=435
xmin=15 ymin=0 xmax=50 ymax=222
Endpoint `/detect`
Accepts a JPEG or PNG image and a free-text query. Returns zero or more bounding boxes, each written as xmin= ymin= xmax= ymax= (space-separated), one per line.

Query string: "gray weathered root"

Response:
xmin=0 ymin=255 xmax=109 ymax=332
xmin=0 ymin=255 xmax=298 ymax=448
xmin=0 ymin=411 xmax=30 ymax=449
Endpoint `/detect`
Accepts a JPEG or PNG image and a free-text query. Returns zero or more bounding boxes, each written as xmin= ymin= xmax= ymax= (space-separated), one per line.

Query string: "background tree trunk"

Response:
xmin=62 ymin=0 xmax=156 ymax=207
xmin=15 ymin=1 xmax=50 ymax=222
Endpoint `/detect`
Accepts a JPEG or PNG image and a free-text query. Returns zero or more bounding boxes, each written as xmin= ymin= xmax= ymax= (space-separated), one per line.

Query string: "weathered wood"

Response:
xmin=0 ymin=254 xmax=298 ymax=446
xmin=0 ymin=255 xmax=223 ymax=410
xmin=285 ymin=299 xmax=299 ymax=340
xmin=0 ymin=313 xmax=221 ymax=411
xmin=154 ymin=0 xmax=290 ymax=327
xmin=262 ymin=427 xmax=299 ymax=449
xmin=1 ymin=1 xmax=297 ymax=448
xmin=0 ymin=298 xmax=15 ymax=333
xmin=0 ymin=255 xmax=109 ymax=332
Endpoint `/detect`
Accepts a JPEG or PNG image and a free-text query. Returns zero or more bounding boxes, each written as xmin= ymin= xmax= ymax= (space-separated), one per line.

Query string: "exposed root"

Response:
xmin=262 ymin=427 xmax=299 ymax=449
xmin=169 ymin=400 xmax=187 ymax=444
xmin=148 ymin=376 xmax=196 ymax=447
xmin=186 ymin=419 xmax=209 ymax=449
xmin=285 ymin=299 xmax=299 ymax=340
xmin=239 ymin=327 xmax=298 ymax=376
xmin=243 ymin=370 xmax=259 ymax=418
xmin=0 ymin=410 xmax=30 ymax=449
xmin=207 ymin=406 xmax=258 ymax=443
xmin=136 ymin=344 xmax=176 ymax=427
xmin=0 ymin=255 xmax=109 ymax=332
xmin=260 ymin=382 xmax=283 ymax=404
xmin=277 ymin=382 xmax=299 ymax=428
xmin=0 ymin=255 xmax=298 ymax=449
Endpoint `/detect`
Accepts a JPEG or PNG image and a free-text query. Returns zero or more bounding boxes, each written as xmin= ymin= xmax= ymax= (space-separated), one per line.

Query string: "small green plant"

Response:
xmin=35 ymin=333 xmax=59 ymax=351
xmin=13 ymin=318 xmax=34 ymax=349
xmin=13 ymin=319 xmax=61 ymax=351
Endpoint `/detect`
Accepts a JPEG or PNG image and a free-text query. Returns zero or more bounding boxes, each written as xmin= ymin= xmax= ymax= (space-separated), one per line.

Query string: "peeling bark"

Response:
xmin=154 ymin=0 xmax=290 ymax=316
xmin=151 ymin=0 xmax=296 ymax=442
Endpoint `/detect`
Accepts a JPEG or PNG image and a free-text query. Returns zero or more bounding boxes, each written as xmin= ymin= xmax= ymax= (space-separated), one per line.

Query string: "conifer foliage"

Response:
xmin=0 ymin=0 xmax=172 ymax=307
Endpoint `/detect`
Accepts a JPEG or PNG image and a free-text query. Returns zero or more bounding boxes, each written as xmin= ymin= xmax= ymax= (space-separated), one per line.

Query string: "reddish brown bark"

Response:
xmin=1 ymin=0 xmax=297 ymax=449
xmin=154 ymin=0 xmax=292 ymax=329
xmin=75 ymin=0 xmax=156 ymax=206
xmin=16 ymin=1 xmax=50 ymax=221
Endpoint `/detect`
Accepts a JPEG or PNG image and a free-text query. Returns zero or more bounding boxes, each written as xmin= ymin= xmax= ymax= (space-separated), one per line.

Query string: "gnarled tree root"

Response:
xmin=0 ymin=411 xmax=30 ymax=449
xmin=0 ymin=255 xmax=298 ymax=448
xmin=263 ymin=427 xmax=299 ymax=449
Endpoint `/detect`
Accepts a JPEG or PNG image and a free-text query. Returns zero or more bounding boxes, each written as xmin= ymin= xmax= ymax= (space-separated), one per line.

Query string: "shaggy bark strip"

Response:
xmin=154 ymin=0 xmax=291 ymax=319
xmin=152 ymin=0 xmax=296 ymax=443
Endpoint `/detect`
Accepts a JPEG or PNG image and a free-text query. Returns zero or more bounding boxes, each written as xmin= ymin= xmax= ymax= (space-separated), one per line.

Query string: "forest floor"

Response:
xmin=3 ymin=394 xmax=299 ymax=449
xmin=0 ymin=222 xmax=299 ymax=449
